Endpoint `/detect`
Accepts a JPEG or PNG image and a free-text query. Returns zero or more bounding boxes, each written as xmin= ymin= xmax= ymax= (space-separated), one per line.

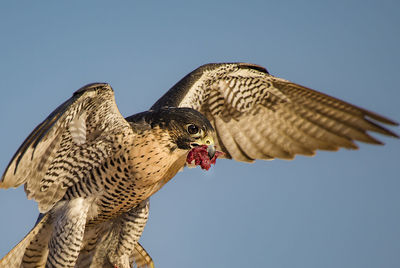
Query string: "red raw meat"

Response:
xmin=186 ymin=145 xmax=224 ymax=170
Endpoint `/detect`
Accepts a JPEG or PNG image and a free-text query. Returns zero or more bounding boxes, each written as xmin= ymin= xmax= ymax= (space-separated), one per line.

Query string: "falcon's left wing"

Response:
xmin=152 ymin=63 xmax=398 ymax=162
xmin=0 ymin=83 xmax=133 ymax=212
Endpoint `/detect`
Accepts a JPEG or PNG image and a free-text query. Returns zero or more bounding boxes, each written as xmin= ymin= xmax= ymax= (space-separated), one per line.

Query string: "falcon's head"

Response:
xmin=151 ymin=107 xmax=216 ymax=157
xmin=128 ymin=107 xmax=217 ymax=159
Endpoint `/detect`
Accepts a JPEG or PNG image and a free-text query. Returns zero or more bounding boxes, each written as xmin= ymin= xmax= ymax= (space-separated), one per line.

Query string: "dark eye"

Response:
xmin=187 ymin=124 xmax=199 ymax=135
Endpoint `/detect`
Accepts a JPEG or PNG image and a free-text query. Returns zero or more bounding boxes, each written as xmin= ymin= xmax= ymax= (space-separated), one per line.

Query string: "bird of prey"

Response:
xmin=0 ymin=62 xmax=398 ymax=268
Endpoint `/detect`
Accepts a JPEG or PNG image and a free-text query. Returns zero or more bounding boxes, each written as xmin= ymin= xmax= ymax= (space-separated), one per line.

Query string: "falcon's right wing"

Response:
xmin=152 ymin=63 xmax=398 ymax=162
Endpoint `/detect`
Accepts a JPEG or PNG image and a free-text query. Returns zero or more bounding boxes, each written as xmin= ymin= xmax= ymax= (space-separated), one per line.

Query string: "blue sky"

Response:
xmin=0 ymin=1 xmax=399 ymax=267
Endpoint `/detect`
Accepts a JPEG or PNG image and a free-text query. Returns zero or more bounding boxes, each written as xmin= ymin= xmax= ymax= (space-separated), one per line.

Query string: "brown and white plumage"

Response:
xmin=152 ymin=63 xmax=398 ymax=161
xmin=0 ymin=62 xmax=398 ymax=267
xmin=0 ymin=211 xmax=154 ymax=268
xmin=1 ymin=83 xmax=132 ymax=213
xmin=76 ymin=200 xmax=153 ymax=268
xmin=1 ymin=83 xmax=215 ymax=267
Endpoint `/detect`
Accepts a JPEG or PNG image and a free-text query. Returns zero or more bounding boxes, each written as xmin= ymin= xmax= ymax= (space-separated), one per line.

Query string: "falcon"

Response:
xmin=0 ymin=62 xmax=398 ymax=268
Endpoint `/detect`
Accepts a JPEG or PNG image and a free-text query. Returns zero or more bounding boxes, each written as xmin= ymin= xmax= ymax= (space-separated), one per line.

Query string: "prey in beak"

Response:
xmin=187 ymin=138 xmax=224 ymax=170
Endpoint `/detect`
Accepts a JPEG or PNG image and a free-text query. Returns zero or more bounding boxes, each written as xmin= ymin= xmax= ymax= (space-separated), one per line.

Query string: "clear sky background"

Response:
xmin=0 ymin=1 xmax=399 ymax=267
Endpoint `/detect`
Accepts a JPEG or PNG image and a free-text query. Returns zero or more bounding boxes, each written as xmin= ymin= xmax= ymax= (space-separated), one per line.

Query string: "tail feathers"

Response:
xmin=132 ymin=242 xmax=154 ymax=268
xmin=0 ymin=214 xmax=50 ymax=268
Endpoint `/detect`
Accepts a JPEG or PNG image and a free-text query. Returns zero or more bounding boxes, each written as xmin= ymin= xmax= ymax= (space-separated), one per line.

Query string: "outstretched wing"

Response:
xmin=152 ymin=63 xmax=398 ymax=162
xmin=1 ymin=83 xmax=133 ymax=212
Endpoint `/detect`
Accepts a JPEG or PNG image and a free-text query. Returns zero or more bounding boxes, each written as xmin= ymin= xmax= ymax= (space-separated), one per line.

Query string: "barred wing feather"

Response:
xmin=0 ymin=83 xmax=132 ymax=212
xmin=152 ymin=63 xmax=398 ymax=162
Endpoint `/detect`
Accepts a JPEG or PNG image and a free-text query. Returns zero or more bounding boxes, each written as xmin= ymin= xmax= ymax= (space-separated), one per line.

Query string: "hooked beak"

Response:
xmin=207 ymin=144 xmax=216 ymax=159
xmin=190 ymin=135 xmax=216 ymax=159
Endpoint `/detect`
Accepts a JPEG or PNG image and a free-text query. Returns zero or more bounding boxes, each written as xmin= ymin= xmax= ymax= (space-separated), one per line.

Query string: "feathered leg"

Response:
xmin=46 ymin=198 xmax=90 ymax=268
xmin=108 ymin=199 xmax=150 ymax=268
xmin=75 ymin=199 xmax=152 ymax=268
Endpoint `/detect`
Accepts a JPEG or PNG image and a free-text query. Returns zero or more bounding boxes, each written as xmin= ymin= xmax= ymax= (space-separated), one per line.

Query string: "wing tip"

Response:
xmin=365 ymin=112 xmax=399 ymax=126
xmin=0 ymin=172 xmax=25 ymax=189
